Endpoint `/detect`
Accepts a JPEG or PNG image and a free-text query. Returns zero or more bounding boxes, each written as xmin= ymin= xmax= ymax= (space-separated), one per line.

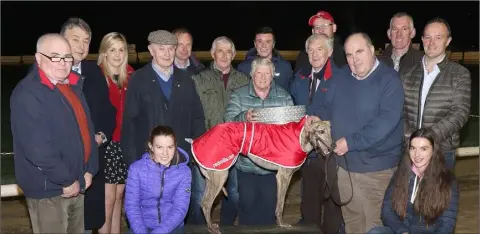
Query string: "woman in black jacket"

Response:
xmin=368 ymin=128 xmax=459 ymax=234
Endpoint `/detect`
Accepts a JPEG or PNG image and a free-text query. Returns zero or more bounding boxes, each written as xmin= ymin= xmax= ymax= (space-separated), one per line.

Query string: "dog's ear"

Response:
xmin=323 ymin=121 xmax=331 ymax=127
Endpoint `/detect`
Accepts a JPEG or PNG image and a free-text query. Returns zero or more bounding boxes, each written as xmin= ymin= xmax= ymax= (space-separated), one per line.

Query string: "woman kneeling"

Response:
xmin=125 ymin=126 xmax=192 ymax=233
xmin=368 ymin=128 xmax=459 ymax=234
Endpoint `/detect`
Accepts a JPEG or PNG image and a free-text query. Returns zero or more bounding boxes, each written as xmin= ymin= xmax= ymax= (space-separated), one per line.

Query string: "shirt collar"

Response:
xmin=390 ymin=47 xmax=409 ymax=61
xmin=311 ymin=64 xmax=324 ymax=74
xmin=174 ymin=57 xmax=190 ymax=69
xmin=352 ymin=58 xmax=380 ymax=80
xmin=72 ymin=62 xmax=82 ymax=74
xmin=152 ymin=63 xmax=174 ymax=81
xmin=422 ymin=54 xmax=446 ymax=73
xmin=48 ymin=77 xmax=69 ymax=85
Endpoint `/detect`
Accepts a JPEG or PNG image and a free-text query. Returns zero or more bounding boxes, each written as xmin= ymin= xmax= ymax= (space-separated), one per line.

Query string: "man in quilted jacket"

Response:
xmin=401 ymin=18 xmax=471 ymax=170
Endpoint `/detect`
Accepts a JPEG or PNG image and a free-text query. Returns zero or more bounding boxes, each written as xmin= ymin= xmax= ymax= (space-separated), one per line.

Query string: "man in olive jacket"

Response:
xmin=378 ymin=12 xmax=424 ymax=76
xmin=402 ymin=18 xmax=471 ymax=169
xmin=191 ymin=36 xmax=249 ymax=225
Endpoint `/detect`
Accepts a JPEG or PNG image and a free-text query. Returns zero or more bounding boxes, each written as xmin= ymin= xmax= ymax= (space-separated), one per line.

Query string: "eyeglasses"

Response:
xmin=38 ymin=52 xmax=74 ymax=63
xmin=313 ymin=24 xmax=333 ymax=30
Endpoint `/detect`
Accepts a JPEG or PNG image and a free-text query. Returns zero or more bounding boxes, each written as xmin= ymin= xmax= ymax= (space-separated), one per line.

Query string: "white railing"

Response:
xmin=1 ymin=146 xmax=478 ymax=198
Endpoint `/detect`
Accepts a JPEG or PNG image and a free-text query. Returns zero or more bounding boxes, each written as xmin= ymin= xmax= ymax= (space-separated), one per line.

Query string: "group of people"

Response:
xmin=10 ymin=9 xmax=471 ymax=234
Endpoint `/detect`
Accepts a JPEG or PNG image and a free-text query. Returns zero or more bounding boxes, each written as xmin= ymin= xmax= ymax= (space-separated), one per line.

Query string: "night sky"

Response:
xmin=1 ymin=1 xmax=479 ymax=56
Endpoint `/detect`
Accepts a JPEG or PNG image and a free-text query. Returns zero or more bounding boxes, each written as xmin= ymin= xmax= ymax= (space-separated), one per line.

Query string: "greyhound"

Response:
xmin=187 ymin=118 xmax=333 ymax=234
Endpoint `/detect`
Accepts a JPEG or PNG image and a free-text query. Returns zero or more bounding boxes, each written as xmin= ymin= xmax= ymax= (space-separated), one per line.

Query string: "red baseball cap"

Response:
xmin=308 ymin=11 xmax=335 ymax=26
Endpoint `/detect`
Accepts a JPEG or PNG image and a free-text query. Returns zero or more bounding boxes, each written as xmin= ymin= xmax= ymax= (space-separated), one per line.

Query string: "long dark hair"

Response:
xmin=392 ymin=128 xmax=453 ymax=225
xmin=147 ymin=125 xmax=179 ymax=165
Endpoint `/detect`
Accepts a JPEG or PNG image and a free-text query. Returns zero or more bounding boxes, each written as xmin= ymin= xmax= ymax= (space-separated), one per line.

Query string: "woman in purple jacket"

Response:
xmin=125 ymin=125 xmax=192 ymax=234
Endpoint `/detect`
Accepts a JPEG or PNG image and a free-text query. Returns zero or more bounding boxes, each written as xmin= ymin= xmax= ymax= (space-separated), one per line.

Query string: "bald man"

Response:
xmin=307 ymin=33 xmax=404 ymax=233
xmin=10 ymin=33 xmax=98 ymax=233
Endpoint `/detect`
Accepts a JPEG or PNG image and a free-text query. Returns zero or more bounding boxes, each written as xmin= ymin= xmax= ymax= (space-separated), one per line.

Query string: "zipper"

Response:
xmin=38 ymin=167 xmax=47 ymax=190
xmin=157 ymin=166 xmax=169 ymax=223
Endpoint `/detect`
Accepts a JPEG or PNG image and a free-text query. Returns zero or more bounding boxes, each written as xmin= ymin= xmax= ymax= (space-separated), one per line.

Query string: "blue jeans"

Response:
xmin=444 ymin=151 xmax=456 ymax=170
xmin=220 ymin=167 xmax=239 ymax=225
xmin=187 ymin=164 xmax=206 ymax=224
xmin=367 ymin=226 xmax=395 ymax=234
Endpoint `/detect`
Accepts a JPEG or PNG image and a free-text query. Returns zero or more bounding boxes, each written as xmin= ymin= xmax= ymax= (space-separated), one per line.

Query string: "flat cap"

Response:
xmin=147 ymin=30 xmax=177 ymax=45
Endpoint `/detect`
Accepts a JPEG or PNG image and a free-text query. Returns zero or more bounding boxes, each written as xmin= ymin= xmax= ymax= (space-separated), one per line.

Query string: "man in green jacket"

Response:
xmin=190 ymin=36 xmax=249 ymax=225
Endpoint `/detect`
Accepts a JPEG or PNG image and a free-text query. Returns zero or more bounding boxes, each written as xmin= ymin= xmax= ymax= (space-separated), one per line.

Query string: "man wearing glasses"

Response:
xmin=10 ymin=33 xmax=98 ymax=233
xmin=294 ymin=11 xmax=347 ymax=72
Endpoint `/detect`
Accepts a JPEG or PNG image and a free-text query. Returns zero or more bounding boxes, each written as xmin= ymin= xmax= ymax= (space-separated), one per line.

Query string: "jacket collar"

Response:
xmin=36 ymin=64 xmax=81 ymax=90
xmin=383 ymin=43 xmax=416 ymax=59
xmin=298 ymin=58 xmax=333 ymax=81
xmin=421 ymin=53 xmax=449 ymax=72
xmin=209 ymin=61 xmax=236 ymax=76
xmin=189 ymin=54 xmax=203 ymax=68
xmin=244 ymin=47 xmax=283 ymax=62
xmin=143 ymin=147 xmax=190 ymax=170
xmin=435 ymin=54 xmax=450 ymax=70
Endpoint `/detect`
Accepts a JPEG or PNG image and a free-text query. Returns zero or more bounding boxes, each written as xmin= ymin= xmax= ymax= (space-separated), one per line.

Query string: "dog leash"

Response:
xmin=315 ymin=138 xmax=353 ymax=207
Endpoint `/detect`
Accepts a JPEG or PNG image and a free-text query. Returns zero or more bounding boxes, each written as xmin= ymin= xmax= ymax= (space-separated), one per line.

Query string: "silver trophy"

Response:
xmin=252 ymin=105 xmax=307 ymax=124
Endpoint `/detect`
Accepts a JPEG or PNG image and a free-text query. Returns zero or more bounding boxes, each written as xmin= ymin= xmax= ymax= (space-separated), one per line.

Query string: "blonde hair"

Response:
xmin=97 ymin=32 xmax=129 ymax=88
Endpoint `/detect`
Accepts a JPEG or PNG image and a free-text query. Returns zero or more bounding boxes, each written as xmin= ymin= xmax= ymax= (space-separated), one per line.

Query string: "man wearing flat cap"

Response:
xmin=121 ymin=30 xmax=205 ymax=168
xmin=295 ymin=10 xmax=347 ymax=72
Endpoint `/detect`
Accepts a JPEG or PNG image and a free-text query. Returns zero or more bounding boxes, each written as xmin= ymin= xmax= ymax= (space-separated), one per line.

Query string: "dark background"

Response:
xmin=1 ymin=1 xmax=478 ymax=55
xmin=1 ymin=1 xmax=479 ymax=182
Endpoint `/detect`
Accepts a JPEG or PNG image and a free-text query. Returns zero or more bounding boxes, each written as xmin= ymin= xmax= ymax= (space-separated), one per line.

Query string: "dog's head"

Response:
xmin=300 ymin=119 xmax=334 ymax=156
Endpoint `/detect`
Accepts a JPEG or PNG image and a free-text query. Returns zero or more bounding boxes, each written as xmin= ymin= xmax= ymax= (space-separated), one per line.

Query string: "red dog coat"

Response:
xmin=191 ymin=116 xmax=308 ymax=171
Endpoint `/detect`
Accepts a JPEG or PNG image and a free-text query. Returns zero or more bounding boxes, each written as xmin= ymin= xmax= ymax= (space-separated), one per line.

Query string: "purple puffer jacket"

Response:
xmin=125 ymin=148 xmax=192 ymax=234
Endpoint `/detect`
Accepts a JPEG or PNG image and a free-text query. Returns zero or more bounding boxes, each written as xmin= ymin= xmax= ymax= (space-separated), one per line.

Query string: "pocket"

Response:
xmin=203 ymin=89 xmax=218 ymax=95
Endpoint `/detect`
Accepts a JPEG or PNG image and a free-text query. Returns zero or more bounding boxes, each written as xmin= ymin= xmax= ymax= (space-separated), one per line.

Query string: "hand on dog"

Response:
xmin=334 ymin=137 xmax=348 ymax=156
xmin=245 ymin=109 xmax=258 ymax=122
xmin=305 ymin=115 xmax=321 ymax=128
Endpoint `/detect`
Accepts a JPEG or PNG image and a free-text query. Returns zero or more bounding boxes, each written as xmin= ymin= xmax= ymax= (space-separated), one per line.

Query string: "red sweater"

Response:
xmin=56 ymin=83 xmax=92 ymax=164
xmin=101 ymin=64 xmax=135 ymax=142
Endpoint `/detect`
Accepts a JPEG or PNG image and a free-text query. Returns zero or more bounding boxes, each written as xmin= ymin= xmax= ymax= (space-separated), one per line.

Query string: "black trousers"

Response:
xmin=237 ymin=170 xmax=277 ymax=225
xmin=300 ymin=156 xmax=343 ymax=233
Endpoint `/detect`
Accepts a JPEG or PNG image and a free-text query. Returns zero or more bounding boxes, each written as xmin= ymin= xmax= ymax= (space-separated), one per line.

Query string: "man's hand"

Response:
xmin=245 ymin=109 xmax=258 ymax=122
xmin=334 ymin=137 xmax=349 ymax=156
xmin=305 ymin=115 xmax=321 ymax=128
xmin=62 ymin=180 xmax=80 ymax=198
xmin=84 ymin=172 xmax=93 ymax=190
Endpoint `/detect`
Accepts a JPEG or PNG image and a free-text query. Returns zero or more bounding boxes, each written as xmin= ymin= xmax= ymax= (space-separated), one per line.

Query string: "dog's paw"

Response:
xmin=278 ymin=223 xmax=293 ymax=228
xmin=208 ymin=223 xmax=221 ymax=234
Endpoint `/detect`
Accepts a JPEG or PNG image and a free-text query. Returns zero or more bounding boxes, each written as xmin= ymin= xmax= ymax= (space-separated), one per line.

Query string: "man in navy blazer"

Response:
xmin=290 ymin=34 xmax=345 ymax=234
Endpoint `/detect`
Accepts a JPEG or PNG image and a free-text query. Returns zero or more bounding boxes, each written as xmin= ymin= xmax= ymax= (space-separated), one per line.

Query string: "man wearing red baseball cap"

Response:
xmin=294 ymin=10 xmax=347 ymax=72
xmin=295 ymin=9 xmax=347 ymax=234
